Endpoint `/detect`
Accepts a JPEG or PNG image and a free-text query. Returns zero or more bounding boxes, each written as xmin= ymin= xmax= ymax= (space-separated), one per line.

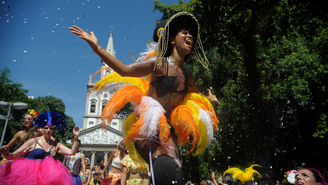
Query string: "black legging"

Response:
xmin=149 ymin=155 xmax=185 ymax=185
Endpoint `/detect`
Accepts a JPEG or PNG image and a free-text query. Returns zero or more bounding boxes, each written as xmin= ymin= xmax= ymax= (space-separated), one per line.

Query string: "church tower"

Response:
xmin=83 ymin=31 xmax=123 ymax=131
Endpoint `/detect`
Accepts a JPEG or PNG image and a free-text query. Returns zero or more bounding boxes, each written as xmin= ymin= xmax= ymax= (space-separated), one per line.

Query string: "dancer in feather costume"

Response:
xmin=70 ymin=12 xmax=220 ymax=185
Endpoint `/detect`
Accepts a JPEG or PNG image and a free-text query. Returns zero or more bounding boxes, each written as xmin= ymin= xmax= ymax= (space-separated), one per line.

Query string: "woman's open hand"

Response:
xmin=206 ymin=89 xmax=221 ymax=106
xmin=69 ymin=25 xmax=98 ymax=49
xmin=73 ymin=126 xmax=80 ymax=137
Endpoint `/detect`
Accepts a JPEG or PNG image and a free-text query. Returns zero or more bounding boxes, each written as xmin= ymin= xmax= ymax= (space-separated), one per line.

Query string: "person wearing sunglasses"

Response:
xmin=0 ymin=111 xmax=80 ymax=184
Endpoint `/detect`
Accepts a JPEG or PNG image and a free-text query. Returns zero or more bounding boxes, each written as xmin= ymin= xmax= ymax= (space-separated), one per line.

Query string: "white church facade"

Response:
xmin=78 ymin=31 xmax=124 ymax=168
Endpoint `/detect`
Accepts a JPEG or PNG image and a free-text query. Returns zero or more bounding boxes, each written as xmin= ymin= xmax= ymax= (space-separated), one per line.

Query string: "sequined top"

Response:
xmin=66 ymin=152 xmax=83 ymax=176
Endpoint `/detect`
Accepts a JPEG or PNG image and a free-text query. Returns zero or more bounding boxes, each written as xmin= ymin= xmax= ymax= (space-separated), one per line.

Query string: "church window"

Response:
xmin=112 ymin=122 xmax=117 ymax=126
xmin=90 ymin=100 xmax=96 ymax=113
xmin=102 ymin=101 xmax=108 ymax=112
xmin=89 ymin=121 xmax=94 ymax=125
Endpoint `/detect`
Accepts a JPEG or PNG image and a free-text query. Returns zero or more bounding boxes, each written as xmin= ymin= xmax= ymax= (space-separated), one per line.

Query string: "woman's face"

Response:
xmin=100 ymin=159 xmax=104 ymax=166
xmin=172 ymin=27 xmax=194 ymax=55
xmin=85 ymin=159 xmax=89 ymax=166
xmin=23 ymin=114 xmax=34 ymax=128
xmin=43 ymin=125 xmax=55 ymax=136
xmin=296 ymin=169 xmax=320 ymax=185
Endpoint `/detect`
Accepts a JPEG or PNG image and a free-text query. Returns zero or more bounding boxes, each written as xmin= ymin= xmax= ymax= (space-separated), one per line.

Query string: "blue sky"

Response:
xmin=0 ymin=0 xmax=182 ymax=128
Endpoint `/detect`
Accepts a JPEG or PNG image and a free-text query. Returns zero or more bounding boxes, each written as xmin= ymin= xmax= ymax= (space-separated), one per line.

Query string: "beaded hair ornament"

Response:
xmin=33 ymin=111 xmax=67 ymax=130
xmin=155 ymin=12 xmax=209 ymax=70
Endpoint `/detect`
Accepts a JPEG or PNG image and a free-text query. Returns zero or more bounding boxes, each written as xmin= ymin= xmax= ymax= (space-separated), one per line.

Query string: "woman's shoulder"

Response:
xmin=15 ymin=130 xmax=25 ymax=137
xmin=25 ymin=137 xmax=37 ymax=145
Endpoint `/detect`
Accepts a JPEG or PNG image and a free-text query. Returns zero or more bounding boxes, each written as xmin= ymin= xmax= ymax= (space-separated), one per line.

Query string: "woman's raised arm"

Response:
xmin=69 ymin=25 xmax=156 ymax=77
xmin=57 ymin=126 xmax=80 ymax=155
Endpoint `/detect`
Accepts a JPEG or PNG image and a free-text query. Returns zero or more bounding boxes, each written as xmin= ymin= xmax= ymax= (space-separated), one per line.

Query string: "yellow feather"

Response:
xmin=183 ymin=93 xmax=213 ymax=111
xmin=223 ymin=164 xmax=262 ymax=184
xmin=125 ymin=141 xmax=147 ymax=165
xmin=194 ymin=119 xmax=208 ymax=156
xmin=93 ymin=72 xmax=149 ymax=94
xmin=181 ymin=100 xmax=208 ymax=156
xmin=183 ymin=93 xmax=219 ymax=131
xmin=123 ymin=112 xmax=138 ymax=138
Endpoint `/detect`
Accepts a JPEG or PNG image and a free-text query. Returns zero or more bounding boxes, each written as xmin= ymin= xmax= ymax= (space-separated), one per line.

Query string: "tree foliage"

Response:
xmin=153 ymin=0 xmax=328 ymax=183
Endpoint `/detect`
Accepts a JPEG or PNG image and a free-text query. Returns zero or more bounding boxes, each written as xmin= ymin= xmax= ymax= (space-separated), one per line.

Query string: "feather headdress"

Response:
xmin=34 ymin=111 xmax=66 ymax=130
xmin=223 ymin=164 xmax=262 ymax=184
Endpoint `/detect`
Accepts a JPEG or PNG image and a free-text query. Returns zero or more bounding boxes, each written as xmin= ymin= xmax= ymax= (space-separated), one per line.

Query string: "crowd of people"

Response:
xmin=0 ymin=11 xmax=327 ymax=185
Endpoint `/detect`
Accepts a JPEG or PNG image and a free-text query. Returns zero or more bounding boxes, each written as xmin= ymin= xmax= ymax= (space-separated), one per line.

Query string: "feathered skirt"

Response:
xmin=89 ymin=70 xmax=219 ymax=163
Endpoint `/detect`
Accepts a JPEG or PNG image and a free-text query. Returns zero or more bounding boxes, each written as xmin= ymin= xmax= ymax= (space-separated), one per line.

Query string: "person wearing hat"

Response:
xmin=70 ymin=12 xmax=220 ymax=185
xmin=0 ymin=111 xmax=80 ymax=184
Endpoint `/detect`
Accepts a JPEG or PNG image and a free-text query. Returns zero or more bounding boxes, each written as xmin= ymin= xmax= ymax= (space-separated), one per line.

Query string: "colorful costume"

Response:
xmin=66 ymin=152 xmax=85 ymax=185
xmin=121 ymin=154 xmax=149 ymax=185
xmin=0 ymin=138 xmax=72 ymax=185
xmin=91 ymin=53 xmax=218 ymax=162
xmin=89 ymin=12 xmax=219 ymax=185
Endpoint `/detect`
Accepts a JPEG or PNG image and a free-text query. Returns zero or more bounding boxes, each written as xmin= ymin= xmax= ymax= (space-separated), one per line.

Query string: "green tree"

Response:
xmin=0 ymin=68 xmax=29 ymax=151
xmin=0 ymin=68 xmax=29 ymax=102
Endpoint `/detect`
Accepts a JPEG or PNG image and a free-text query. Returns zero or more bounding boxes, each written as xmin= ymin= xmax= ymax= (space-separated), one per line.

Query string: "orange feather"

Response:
xmin=158 ymin=115 xmax=170 ymax=144
xmin=183 ymin=93 xmax=219 ymax=132
xmin=101 ymin=86 xmax=144 ymax=130
xmin=91 ymin=67 xmax=110 ymax=82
